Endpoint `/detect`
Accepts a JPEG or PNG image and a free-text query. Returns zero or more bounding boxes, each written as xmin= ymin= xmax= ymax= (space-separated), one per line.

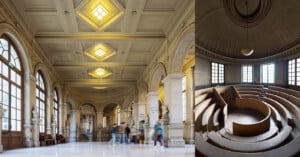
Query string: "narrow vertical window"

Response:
xmin=211 ymin=62 xmax=224 ymax=84
xmin=53 ymin=88 xmax=59 ymax=133
xmin=36 ymin=71 xmax=46 ymax=133
xmin=242 ymin=65 xmax=253 ymax=83
xmin=262 ymin=63 xmax=275 ymax=84
xmin=288 ymin=59 xmax=296 ymax=85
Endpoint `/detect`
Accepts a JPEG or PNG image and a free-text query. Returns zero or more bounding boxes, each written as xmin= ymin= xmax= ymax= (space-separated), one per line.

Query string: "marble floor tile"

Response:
xmin=1 ymin=142 xmax=195 ymax=157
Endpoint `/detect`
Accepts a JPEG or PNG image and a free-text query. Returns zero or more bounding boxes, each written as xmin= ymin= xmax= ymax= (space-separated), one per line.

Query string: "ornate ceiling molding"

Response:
xmin=196 ymin=43 xmax=300 ymax=64
xmin=223 ymin=0 xmax=272 ymax=27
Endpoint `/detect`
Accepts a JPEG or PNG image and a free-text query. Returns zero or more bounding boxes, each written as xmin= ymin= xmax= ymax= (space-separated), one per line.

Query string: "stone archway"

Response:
xmin=79 ymin=103 xmax=97 ymax=141
xmin=0 ymin=23 xmax=33 ymax=148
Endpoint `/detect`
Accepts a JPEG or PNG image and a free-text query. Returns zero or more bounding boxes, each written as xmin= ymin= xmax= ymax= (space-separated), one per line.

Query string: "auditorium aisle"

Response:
xmin=1 ymin=142 xmax=194 ymax=157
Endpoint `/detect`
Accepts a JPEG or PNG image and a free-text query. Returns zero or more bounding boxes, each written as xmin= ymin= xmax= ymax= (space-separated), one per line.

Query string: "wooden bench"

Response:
xmin=202 ymin=103 xmax=217 ymax=131
xmin=56 ymin=134 xmax=66 ymax=144
xmin=207 ymin=126 xmax=292 ymax=152
xmin=218 ymin=125 xmax=278 ymax=143
xmin=195 ymin=130 xmax=300 ymax=157
xmin=265 ymin=92 xmax=300 ymax=121
xmin=213 ymin=108 xmax=221 ymax=130
xmin=263 ymin=97 xmax=293 ymax=125
xmin=267 ymin=89 xmax=300 ymax=108
xmin=40 ymin=133 xmax=55 ymax=146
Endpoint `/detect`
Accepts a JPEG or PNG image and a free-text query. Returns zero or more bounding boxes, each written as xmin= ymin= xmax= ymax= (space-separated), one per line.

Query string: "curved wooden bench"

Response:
xmin=219 ymin=125 xmax=278 ymax=143
xmin=267 ymin=89 xmax=300 ymax=108
xmin=195 ymin=93 xmax=208 ymax=106
xmin=263 ymin=97 xmax=293 ymax=125
xmin=239 ymin=94 xmax=260 ymax=99
xmin=238 ymin=91 xmax=261 ymax=95
xmin=202 ymin=103 xmax=217 ymax=131
xmin=207 ymin=126 xmax=292 ymax=152
xmin=194 ymin=98 xmax=214 ymax=131
xmin=213 ymin=108 xmax=221 ymax=130
xmin=265 ymin=92 xmax=300 ymax=121
xmin=269 ymin=86 xmax=300 ymax=98
xmin=231 ymin=98 xmax=271 ymax=136
xmin=265 ymin=103 xmax=282 ymax=127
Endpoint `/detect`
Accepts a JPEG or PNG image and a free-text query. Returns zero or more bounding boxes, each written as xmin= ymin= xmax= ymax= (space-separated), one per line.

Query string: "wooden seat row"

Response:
xmin=207 ymin=126 xmax=292 ymax=152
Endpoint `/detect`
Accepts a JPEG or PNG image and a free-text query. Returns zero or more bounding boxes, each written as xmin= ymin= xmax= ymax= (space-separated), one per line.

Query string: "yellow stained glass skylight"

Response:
xmin=89 ymin=68 xmax=111 ymax=79
xmin=92 ymin=5 xmax=108 ymax=20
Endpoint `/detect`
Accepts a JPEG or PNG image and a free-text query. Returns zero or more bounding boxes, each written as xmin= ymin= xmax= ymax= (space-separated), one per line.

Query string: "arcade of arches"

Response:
xmin=0 ymin=0 xmax=195 ymax=153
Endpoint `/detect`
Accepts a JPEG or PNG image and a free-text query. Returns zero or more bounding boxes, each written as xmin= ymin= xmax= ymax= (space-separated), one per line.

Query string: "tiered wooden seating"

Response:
xmin=263 ymin=97 xmax=293 ymax=125
xmin=39 ymin=133 xmax=55 ymax=146
xmin=265 ymin=92 xmax=300 ymax=121
xmin=194 ymin=85 xmax=300 ymax=157
xmin=219 ymin=125 xmax=278 ymax=143
xmin=234 ymin=84 xmax=263 ymax=98
xmin=207 ymin=125 xmax=292 ymax=152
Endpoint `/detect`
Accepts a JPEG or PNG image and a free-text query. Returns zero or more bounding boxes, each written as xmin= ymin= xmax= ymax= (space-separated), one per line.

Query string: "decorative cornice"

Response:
xmin=196 ymin=43 xmax=300 ymax=64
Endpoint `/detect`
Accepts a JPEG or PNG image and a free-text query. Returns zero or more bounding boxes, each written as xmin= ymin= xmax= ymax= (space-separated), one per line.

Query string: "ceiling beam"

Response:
xmin=53 ymin=62 xmax=147 ymax=68
xmin=64 ymin=79 xmax=136 ymax=87
xmin=35 ymin=33 xmax=166 ymax=42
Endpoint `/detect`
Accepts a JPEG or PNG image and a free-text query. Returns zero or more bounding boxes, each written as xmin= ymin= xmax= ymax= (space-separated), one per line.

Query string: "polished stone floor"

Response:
xmin=2 ymin=142 xmax=195 ymax=157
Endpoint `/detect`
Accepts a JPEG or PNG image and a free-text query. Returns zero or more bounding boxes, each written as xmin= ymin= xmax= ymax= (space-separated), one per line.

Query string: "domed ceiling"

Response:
xmin=196 ymin=0 xmax=300 ymax=59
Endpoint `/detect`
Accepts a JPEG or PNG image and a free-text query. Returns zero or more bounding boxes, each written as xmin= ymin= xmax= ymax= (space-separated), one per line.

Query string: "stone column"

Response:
xmin=69 ymin=109 xmax=80 ymax=142
xmin=46 ymin=93 xmax=53 ymax=134
xmin=136 ymin=102 xmax=146 ymax=128
xmin=32 ymin=108 xmax=40 ymax=147
xmin=145 ymin=92 xmax=159 ymax=144
xmin=0 ymin=106 xmax=7 ymax=152
xmin=60 ymin=103 xmax=67 ymax=136
xmin=184 ymin=67 xmax=195 ymax=144
xmin=96 ymin=112 xmax=103 ymax=141
xmin=163 ymin=73 xmax=185 ymax=147
xmin=24 ymin=74 xmax=36 ymax=147
xmin=51 ymin=120 xmax=56 ymax=144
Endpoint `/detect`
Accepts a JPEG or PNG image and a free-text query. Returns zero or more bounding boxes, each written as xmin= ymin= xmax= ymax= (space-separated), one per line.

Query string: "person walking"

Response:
xmin=125 ymin=124 xmax=131 ymax=144
xmin=119 ymin=122 xmax=126 ymax=144
xmin=153 ymin=120 xmax=163 ymax=147
xmin=111 ymin=123 xmax=117 ymax=145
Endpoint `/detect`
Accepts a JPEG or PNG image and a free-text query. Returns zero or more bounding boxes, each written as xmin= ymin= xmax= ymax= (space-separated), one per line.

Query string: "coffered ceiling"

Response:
xmin=4 ymin=0 xmax=193 ymax=101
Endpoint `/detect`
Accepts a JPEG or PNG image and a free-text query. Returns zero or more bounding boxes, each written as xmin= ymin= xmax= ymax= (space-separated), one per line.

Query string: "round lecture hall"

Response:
xmin=195 ymin=0 xmax=300 ymax=157
xmin=0 ymin=0 xmax=195 ymax=157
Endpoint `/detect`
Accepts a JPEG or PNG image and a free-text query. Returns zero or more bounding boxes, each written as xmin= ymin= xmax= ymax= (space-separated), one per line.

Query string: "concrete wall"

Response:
xmin=195 ymin=56 xmax=211 ymax=88
xmin=225 ymin=64 xmax=241 ymax=84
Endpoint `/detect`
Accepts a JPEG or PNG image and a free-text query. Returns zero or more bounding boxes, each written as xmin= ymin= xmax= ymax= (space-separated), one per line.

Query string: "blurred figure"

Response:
xmin=111 ymin=123 xmax=117 ymax=145
xmin=119 ymin=122 xmax=126 ymax=144
xmin=153 ymin=120 xmax=163 ymax=147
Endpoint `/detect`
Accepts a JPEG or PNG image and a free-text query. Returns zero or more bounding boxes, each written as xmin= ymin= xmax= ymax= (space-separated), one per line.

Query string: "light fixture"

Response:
xmin=95 ymin=48 xmax=105 ymax=57
xmin=89 ymin=68 xmax=111 ymax=79
xmin=96 ymin=68 xmax=105 ymax=76
xmin=241 ymin=0 xmax=254 ymax=56
xmin=76 ymin=0 xmax=124 ymax=31
xmin=92 ymin=5 xmax=108 ymax=20
xmin=85 ymin=43 xmax=115 ymax=61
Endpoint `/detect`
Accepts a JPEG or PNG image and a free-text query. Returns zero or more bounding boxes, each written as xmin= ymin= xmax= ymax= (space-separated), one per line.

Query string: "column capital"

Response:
xmin=163 ymin=73 xmax=185 ymax=83
xmin=96 ymin=111 xmax=104 ymax=115
xmin=146 ymin=91 xmax=159 ymax=97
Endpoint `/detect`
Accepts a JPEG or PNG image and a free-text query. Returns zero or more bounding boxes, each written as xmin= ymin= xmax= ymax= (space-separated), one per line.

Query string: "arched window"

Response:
xmin=53 ymin=88 xmax=59 ymax=133
xmin=0 ymin=36 xmax=23 ymax=132
xmin=36 ymin=71 xmax=46 ymax=133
